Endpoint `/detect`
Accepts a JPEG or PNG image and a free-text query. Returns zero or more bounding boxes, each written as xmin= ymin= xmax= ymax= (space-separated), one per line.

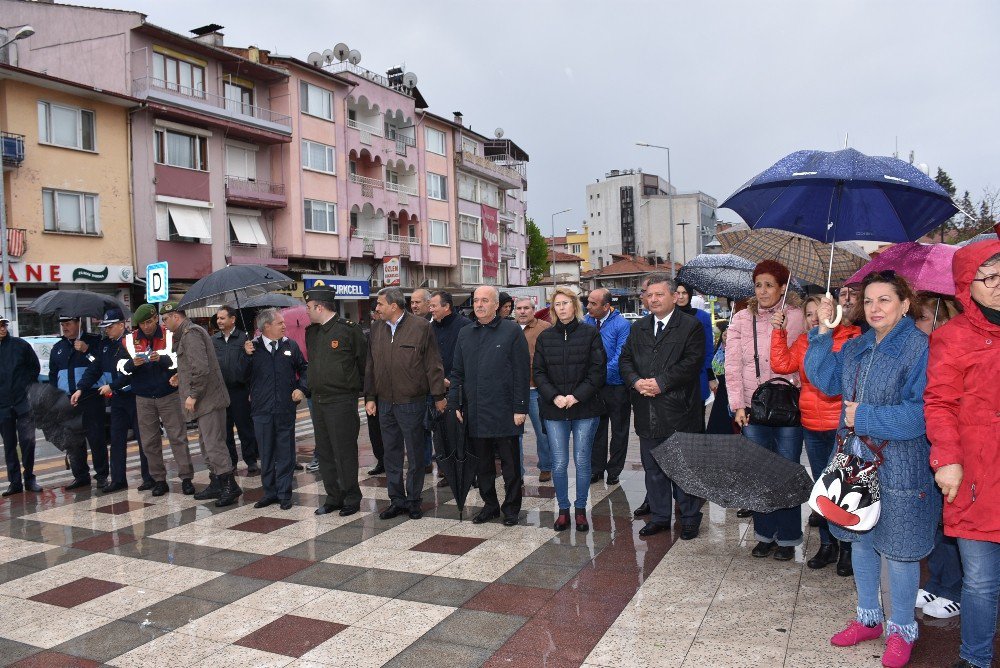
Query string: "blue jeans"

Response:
xmin=743 ymin=423 xmax=804 ymax=546
xmin=853 ymin=529 xmax=920 ymax=642
xmin=925 ymin=525 xmax=963 ymax=602
xmin=957 ymin=538 xmax=1000 ymax=667
xmin=545 ymin=417 xmax=599 ymax=509
xmin=803 ymin=428 xmax=837 ymax=545
xmin=525 ymin=388 xmax=551 ymax=472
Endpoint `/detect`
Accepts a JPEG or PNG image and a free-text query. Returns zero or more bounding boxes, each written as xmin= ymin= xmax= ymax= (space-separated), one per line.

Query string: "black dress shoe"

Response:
xmin=807 ymin=543 xmax=839 ymax=570
xmin=437 ymin=477 xmax=450 ymax=488
xmin=280 ymin=499 xmax=293 ymax=510
xmin=503 ymin=515 xmax=518 ymax=526
xmin=606 ymin=476 xmax=620 ymax=486
xmin=424 ymin=464 xmax=434 ymax=474
xmin=633 ymin=502 xmax=651 ymax=517
xmin=836 ymin=543 xmax=854 ymax=576
xmin=137 ymin=480 xmax=156 ymax=491
xmin=472 ymin=509 xmax=500 ymax=524
xmin=95 ymin=477 xmax=108 ymax=489
xmin=151 ymin=481 xmax=170 ymax=497
xmin=246 ymin=466 xmax=261 ymax=475
xmin=751 ymin=541 xmax=777 ymax=558
xmin=25 ymin=481 xmax=42 ymax=493
xmin=368 ymin=463 xmax=385 ymax=475
xmin=590 ymin=473 xmax=602 ymax=484
xmin=379 ymin=505 xmax=407 ymax=520
xmin=315 ymin=503 xmax=342 ymax=515
xmin=181 ymin=478 xmax=196 ymax=495
xmin=254 ymin=497 xmax=278 ymax=509
xmin=339 ymin=505 xmax=359 ymax=517
xmin=100 ymin=481 xmax=128 ymax=495
xmin=680 ymin=525 xmax=700 ymax=540
xmin=773 ymin=545 xmax=795 ymax=561
xmin=64 ymin=478 xmax=91 ymax=491
xmin=409 ymin=508 xmax=423 ymax=520
xmin=638 ymin=522 xmax=669 ymax=537
xmin=1 ymin=486 xmax=23 ymax=497
xmin=736 ymin=508 xmax=754 ymax=518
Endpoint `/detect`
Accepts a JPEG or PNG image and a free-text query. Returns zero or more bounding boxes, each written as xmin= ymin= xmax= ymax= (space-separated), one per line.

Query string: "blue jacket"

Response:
xmin=48 ymin=333 xmax=102 ymax=397
xmin=239 ymin=336 xmax=308 ymax=416
xmin=0 ymin=335 xmax=40 ymax=412
xmin=431 ymin=311 xmax=472 ymax=380
xmin=677 ymin=307 xmax=715 ymax=401
xmin=804 ymin=316 xmax=938 ymax=561
xmin=583 ymin=308 xmax=630 ymax=386
xmin=79 ymin=334 xmax=133 ymax=406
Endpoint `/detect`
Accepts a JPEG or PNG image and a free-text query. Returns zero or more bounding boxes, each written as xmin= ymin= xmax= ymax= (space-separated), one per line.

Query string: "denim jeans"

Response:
xmin=525 ymin=388 xmax=552 ymax=472
xmin=545 ymin=417 xmax=599 ymax=509
xmin=957 ymin=537 xmax=1000 ymax=667
xmin=852 ymin=529 xmax=920 ymax=642
xmin=803 ymin=428 xmax=837 ymax=545
xmin=924 ymin=525 xmax=963 ymax=602
xmin=743 ymin=423 xmax=803 ymax=546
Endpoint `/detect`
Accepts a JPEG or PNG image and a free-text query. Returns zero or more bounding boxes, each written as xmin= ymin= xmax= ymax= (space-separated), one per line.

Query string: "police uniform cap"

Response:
xmin=58 ymin=315 xmax=82 ymax=322
xmin=132 ymin=304 xmax=158 ymax=327
xmin=99 ymin=307 xmax=126 ymax=327
xmin=304 ymin=286 xmax=337 ymax=303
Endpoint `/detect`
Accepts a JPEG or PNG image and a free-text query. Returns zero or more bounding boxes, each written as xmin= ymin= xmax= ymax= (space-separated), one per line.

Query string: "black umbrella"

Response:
xmin=176 ymin=265 xmax=292 ymax=310
xmin=651 ymin=432 xmax=814 ymax=513
xmin=240 ymin=293 xmax=303 ymax=309
xmin=27 ymin=382 xmax=86 ymax=455
xmin=435 ymin=387 xmax=479 ymax=520
xmin=27 ymin=290 xmax=130 ymax=320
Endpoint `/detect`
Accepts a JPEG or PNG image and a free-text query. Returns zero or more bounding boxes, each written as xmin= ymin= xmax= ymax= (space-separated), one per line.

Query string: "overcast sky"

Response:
xmin=68 ymin=0 xmax=999 ymax=235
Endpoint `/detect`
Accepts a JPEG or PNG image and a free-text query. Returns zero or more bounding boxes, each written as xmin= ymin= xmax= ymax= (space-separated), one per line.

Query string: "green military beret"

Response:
xmin=160 ymin=301 xmax=183 ymax=315
xmin=132 ymin=303 xmax=158 ymax=327
xmin=304 ymin=286 xmax=337 ymax=303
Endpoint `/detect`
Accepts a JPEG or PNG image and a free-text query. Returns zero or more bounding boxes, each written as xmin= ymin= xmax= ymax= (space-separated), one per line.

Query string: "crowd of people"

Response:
xmin=0 ymin=238 xmax=998 ymax=668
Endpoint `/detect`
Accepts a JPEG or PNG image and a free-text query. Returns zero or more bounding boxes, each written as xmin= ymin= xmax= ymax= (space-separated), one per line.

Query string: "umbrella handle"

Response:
xmin=821 ymin=291 xmax=843 ymax=328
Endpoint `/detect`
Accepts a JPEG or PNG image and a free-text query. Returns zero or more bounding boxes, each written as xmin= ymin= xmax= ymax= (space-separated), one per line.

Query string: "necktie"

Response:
xmin=270 ymin=341 xmax=278 ymax=354
xmin=596 ymin=318 xmax=602 ymax=332
xmin=655 ymin=320 xmax=664 ymax=338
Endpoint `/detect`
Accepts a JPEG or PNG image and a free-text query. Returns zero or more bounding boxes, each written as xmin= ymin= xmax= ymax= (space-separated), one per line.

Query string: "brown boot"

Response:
xmin=538 ymin=471 xmax=552 ymax=483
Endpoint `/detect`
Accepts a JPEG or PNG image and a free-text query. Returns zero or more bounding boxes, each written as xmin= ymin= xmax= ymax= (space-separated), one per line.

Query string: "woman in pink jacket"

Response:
xmin=724 ymin=260 xmax=805 ymax=561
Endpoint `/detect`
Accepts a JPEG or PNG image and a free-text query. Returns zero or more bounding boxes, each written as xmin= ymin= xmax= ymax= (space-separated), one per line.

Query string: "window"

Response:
xmin=153 ymin=52 xmax=205 ymax=97
xmin=459 ymin=214 xmax=480 ymax=242
xmin=225 ymin=144 xmax=256 ymax=180
xmin=223 ymin=81 xmax=253 ymax=115
xmin=425 ymin=127 xmax=446 ymax=155
xmin=429 ymin=219 xmax=449 ymax=246
xmin=461 ymin=257 xmax=481 ymax=284
xmin=155 ymin=128 xmax=208 ymax=170
xmin=304 ymin=199 xmax=337 ymax=233
xmin=462 ymin=137 xmax=478 ymax=155
xmin=300 ymin=82 xmax=333 ymax=120
xmin=301 ymin=140 xmax=335 ymax=173
xmin=458 ymin=174 xmax=478 ymax=202
xmin=42 ymin=189 xmax=99 ymax=235
xmin=570 ymin=244 xmax=581 ymax=254
xmin=37 ymin=102 xmax=95 ymax=151
xmin=427 ymin=172 xmax=447 ymax=201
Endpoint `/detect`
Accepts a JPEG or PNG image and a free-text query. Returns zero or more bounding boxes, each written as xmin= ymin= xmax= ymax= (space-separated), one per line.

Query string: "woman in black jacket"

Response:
xmin=533 ymin=287 xmax=607 ymax=531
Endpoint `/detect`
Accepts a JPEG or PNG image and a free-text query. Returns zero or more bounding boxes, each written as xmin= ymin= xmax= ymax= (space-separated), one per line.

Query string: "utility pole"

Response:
xmin=635 ymin=142 xmax=675 ymax=277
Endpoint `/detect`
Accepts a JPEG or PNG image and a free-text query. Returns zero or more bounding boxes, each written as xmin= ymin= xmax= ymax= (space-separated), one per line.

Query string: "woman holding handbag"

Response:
xmin=771 ymin=296 xmax=860 ymax=574
xmin=805 ymin=271 xmax=938 ymax=668
xmin=724 ymin=260 xmax=805 ymax=561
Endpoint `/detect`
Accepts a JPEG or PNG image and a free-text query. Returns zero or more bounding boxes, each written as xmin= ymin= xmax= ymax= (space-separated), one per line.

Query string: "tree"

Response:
xmin=935 ymin=167 xmax=957 ymax=197
xmin=525 ymin=218 xmax=550 ymax=285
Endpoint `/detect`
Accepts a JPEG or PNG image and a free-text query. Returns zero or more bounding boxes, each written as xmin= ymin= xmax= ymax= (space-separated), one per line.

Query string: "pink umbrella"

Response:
xmin=281 ymin=305 xmax=310 ymax=360
xmin=846 ymin=242 xmax=958 ymax=296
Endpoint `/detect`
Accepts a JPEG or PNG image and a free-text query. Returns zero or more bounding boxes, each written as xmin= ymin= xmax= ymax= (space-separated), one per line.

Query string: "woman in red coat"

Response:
xmin=925 ymin=239 xmax=1000 ymax=668
xmin=772 ymin=296 xmax=860 ymax=574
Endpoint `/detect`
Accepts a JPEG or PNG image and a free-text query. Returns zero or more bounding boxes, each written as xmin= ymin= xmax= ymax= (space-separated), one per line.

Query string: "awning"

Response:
xmin=228 ymin=213 xmax=267 ymax=245
xmin=167 ymin=205 xmax=211 ymax=239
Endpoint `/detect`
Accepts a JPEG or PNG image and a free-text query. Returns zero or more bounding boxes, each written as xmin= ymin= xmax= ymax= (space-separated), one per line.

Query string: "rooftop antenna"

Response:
xmin=307 ymin=51 xmax=323 ymax=67
xmin=402 ymin=72 xmax=418 ymax=88
xmin=333 ymin=43 xmax=350 ymax=62
xmin=348 ymin=49 xmax=362 ymax=65
xmin=322 ymin=48 xmax=335 ymax=64
xmin=494 ymin=128 xmax=504 ymax=138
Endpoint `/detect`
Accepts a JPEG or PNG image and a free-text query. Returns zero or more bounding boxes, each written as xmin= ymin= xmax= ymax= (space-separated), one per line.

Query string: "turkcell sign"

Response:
xmin=302 ymin=275 xmax=370 ymax=301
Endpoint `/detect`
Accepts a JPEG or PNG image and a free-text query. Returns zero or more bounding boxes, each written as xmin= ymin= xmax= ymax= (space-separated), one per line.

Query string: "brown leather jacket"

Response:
xmin=364 ymin=312 xmax=446 ymax=404
xmin=520 ymin=317 xmax=552 ymax=388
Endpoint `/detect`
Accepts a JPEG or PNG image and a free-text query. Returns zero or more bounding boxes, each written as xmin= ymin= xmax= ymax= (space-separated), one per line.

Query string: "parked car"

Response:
xmin=622 ymin=312 xmax=642 ymax=322
xmin=22 ymin=336 xmax=60 ymax=382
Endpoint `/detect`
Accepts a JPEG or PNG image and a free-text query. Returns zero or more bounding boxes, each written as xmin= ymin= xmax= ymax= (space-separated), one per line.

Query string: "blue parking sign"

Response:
xmin=146 ymin=262 xmax=169 ymax=303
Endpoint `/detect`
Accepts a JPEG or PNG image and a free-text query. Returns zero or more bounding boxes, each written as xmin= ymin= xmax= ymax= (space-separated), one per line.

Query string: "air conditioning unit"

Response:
xmin=427 ymin=279 xmax=438 ymax=288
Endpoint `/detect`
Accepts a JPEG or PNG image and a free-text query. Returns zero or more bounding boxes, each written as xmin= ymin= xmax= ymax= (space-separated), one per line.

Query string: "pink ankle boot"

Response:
xmin=831 ymin=620 xmax=884 ymax=647
xmin=881 ymin=633 xmax=914 ymax=668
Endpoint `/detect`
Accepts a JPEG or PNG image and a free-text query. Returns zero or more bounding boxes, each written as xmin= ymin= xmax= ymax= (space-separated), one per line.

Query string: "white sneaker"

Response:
xmin=915 ymin=588 xmax=938 ymax=609
xmin=923 ymin=597 xmax=961 ymax=619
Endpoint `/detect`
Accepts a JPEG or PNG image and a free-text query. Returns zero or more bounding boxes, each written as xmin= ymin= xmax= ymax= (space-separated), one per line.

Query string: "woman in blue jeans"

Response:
xmin=532 ymin=287 xmax=606 ymax=532
xmin=806 ymin=272 xmax=938 ymax=668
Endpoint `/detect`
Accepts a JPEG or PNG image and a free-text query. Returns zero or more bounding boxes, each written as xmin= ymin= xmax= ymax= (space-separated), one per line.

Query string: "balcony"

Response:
xmin=500 ymin=245 xmax=517 ymax=258
xmin=385 ymin=180 xmax=418 ymax=206
xmin=385 ymin=126 xmax=416 ymax=156
xmin=1 ymin=132 xmax=25 ymax=169
xmin=225 ymin=176 xmax=287 ymax=209
xmin=349 ymin=173 xmax=386 ymax=198
xmin=132 ymin=77 xmax=291 ymax=136
xmin=456 ymin=150 xmax=523 ymax=190
xmin=225 ymin=242 xmax=288 ymax=268
xmin=347 ymin=118 xmax=382 ymax=146
xmin=350 ymin=229 xmax=422 ymax=262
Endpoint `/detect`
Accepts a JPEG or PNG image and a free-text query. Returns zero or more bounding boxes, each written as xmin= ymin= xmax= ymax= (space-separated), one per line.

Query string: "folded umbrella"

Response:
xmin=651 ymin=432 xmax=814 ymax=513
xmin=846 ymin=242 xmax=958 ymax=295
xmin=676 ymin=253 xmax=807 ymax=300
xmin=27 ymin=290 xmax=130 ymax=320
xmin=436 ymin=387 xmax=479 ymax=520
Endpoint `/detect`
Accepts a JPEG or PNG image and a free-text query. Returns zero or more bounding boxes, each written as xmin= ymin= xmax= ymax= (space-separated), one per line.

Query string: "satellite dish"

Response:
xmin=494 ymin=128 xmax=504 ymax=138
xmin=307 ymin=51 xmax=323 ymax=67
xmin=348 ymin=49 xmax=362 ymax=65
xmin=322 ymin=49 xmax=335 ymax=64
xmin=333 ymin=43 xmax=350 ymax=62
xmin=402 ymin=72 xmax=418 ymax=88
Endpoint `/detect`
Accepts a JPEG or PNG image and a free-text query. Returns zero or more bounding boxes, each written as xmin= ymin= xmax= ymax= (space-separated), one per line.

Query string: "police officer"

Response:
xmin=73 ymin=308 xmax=154 ymax=494
xmin=304 ymin=286 xmax=367 ymax=516
xmin=213 ymin=305 xmax=260 ymax=475
xmin=49 ymin=315 xmax=108 ymax=490
xmin=0 ymin=315 xmax=41 ymax=496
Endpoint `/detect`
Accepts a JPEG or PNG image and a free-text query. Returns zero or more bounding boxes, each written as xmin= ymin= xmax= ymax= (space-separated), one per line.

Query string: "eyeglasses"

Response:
xmin=972 ymin=274 xmax=1000 ymax=289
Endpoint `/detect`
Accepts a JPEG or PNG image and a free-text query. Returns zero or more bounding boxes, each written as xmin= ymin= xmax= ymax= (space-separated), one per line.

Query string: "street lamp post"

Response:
xmin=678 ymin=220 xmax=690 ymax=264
xmin=635 ymin=142 xmax=675 ymax=277
xmin=550 ymin=208 xmax=571 ymax=290
xmin=0 ymin=25 xmax=35 ymax=327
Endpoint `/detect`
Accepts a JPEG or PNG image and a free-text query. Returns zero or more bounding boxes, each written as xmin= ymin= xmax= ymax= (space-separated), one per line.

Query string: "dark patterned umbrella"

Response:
xmin=651 ymin=432 xmax=814 ymax=513
xmin=177 ymin=265 xmax=293 ymax=310
xmin=27 ymin=290 xmax=130 ymax=320
xmin=676 ymin=253 xmax=806 ymax=300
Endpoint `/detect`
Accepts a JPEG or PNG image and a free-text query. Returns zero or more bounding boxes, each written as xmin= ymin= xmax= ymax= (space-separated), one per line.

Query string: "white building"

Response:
xmin=585 ymin=169 xmax=718 ymax=269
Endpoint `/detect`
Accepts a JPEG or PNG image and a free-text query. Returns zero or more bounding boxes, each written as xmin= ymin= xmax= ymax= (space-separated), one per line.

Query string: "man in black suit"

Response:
xmin=619 ymin=273 xmax=706 ymax=539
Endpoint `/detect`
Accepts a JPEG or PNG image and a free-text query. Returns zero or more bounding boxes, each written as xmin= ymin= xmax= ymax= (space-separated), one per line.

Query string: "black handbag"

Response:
xmin=749 ymin=315 xmax=801 ymax=427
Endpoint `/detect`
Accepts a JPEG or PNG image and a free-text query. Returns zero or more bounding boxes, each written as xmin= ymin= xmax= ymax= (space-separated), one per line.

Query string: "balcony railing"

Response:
xmin=352 ymin=228 xmax=386 ymax=241
xmin=500 ymin=245 xmax=517 ymax=258
xmin=1 ymin=132 xmax=25 ymax=168
xmin=225 ymin=176 xmax=286 ymax=208
xmin=387 ymin=234 xmax=420 ymax=244
xmin=385 ymin=182 xmax=418 ymax=196
xmin=225 ymin=242 xmax=288 ymax=260
xmin=459 ymin=150 xmax=523 ymax=187
xmin=132 ymin=77 xmax=292 ymax=129
xmin=347 ymin=118 xmax=382 ymax=145
xmin=349 ymin=173 xmax=385 ymax=198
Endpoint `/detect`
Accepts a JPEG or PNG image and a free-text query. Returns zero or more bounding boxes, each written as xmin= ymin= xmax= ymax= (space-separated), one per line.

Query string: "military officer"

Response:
xmin=304 ymin=286 xmax=367 ymax=516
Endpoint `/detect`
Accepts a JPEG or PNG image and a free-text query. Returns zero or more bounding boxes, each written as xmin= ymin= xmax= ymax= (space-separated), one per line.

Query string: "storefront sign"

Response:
xmin=481 ymin=204 xmax=499 ymax=278
xmin=382 ymin=257 xmax=401 ymax=287
xmin=8 ymin=264 xmax=134 ymax=284
xmin=302 ymin=275 xmax=370 ymax=300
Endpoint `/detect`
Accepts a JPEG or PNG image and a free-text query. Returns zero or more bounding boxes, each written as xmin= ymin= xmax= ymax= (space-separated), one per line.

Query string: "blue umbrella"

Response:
xmin=721 ymin=148 xmax=958 ymax=324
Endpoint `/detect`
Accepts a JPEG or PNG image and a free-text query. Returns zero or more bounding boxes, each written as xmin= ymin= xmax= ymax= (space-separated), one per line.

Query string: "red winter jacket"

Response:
xmin=771 ymin=324 xmax=861 ymax=432
xmin=925 ymin=239 xmax=1000 ymax=542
